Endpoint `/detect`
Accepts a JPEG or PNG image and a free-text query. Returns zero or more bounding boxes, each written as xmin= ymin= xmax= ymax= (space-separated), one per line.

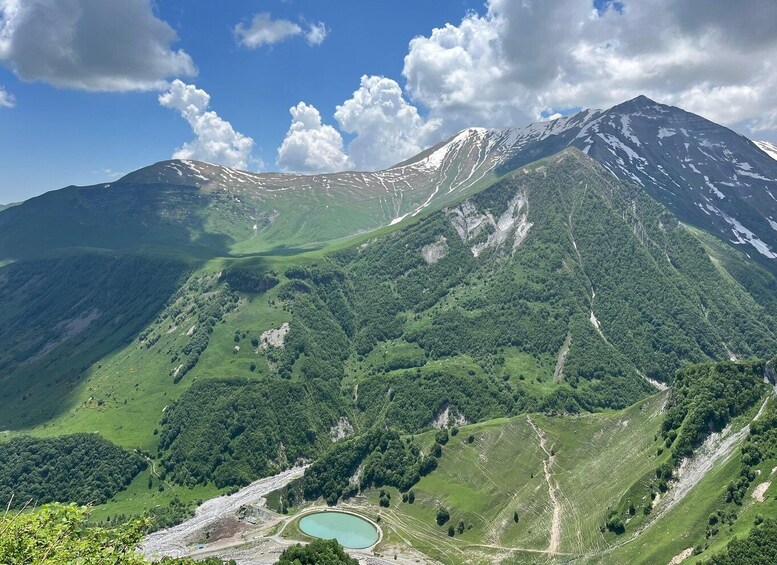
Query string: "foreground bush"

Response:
xmin=0 ymin=503 xmax=234 ymax=564
xmin=276 ymin=539 xmax=358 ymax=565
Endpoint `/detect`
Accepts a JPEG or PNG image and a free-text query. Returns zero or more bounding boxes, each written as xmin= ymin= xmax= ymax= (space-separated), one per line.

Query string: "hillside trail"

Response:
xmin=527 ymin=415 xmax=562 ymax=555
xmin=143 ymin=456 xmax=176 ymax=491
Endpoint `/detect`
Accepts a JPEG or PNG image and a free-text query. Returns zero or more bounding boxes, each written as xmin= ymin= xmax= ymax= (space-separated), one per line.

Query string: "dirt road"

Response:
xmin=527 ymin=415 xmax=562 ymax=555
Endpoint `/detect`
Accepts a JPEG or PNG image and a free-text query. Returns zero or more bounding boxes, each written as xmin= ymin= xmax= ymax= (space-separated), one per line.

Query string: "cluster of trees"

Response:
xmin=745 ymin=392 xmax=777 ymax=463
xmin=406 ymin=302 xmax=565 ymax=361
xmin=0 ymin=434 xmax=146 ymax=508
xmin=302 ymin=429 xmax=436 ymax=505
xmin=276 ymin=539 xmax=358 ymax=565
xmin=275 ymin=267 xmax=352 ymax=382
xmin=144 ymin=497 xmax=196 ymax=533
xmin=220 ymin=269 xmax=279 ymax=294
xmin=661 ymin=361 xmax=766 ymax=466
xmin=702 ymin=519 xmax=777 ymax=564
xmin=357 ymin=369 xmax=514 ymax=433
xmin=339 ymin=214 xmax=476 ymax=314
xmin=434 ymin=505 xmax=469 ymax=537
xmin=266 ymin=480 xmax=304 ymax=514
xmin=139 ymin=271 xmax=240 ymax=384
xmin=605 ymin=510 xmax=626 ymax=534
xmin=169 ymin=285 xmax=238 ymax=383
xmin=705 ymin=509 xmax=739 ymax=540
xmin=725 ymin=394 xmax=777 ymax=506
xmin=158 ymin=378 xmax=343 ymax=487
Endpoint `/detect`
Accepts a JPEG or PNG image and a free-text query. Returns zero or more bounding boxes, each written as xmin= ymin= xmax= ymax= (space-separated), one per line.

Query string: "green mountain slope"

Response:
xmin=3 ymin=148 xmax=776 ymax=442
xmin=349 ymin=361 xmax=776 ymax=564
xmin=1 ymin=146 xmax=777 ymax=563
xmin=0 ymin=135 xmax=505 ymax=262
xmin=0 ymin=254 xmax=189 ymax=429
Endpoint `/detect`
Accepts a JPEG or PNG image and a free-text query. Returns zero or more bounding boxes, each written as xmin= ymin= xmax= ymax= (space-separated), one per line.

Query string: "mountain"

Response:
xmin=2 ymin=97 xmax=776 ymax=273
xmin=568 ymin=97 xmax=777 ymax=267
xmin=400 ymin=97 xmax=777 ymax=270
xmin=2 ymin=97 xmax=777 ymax=564
xmin=485 ymin=96 xmax=777 ymax=269
xmin=0 ymin=132 xmax=508 ymax=260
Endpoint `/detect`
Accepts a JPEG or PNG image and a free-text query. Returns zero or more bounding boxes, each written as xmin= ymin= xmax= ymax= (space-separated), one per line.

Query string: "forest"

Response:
xmin=152 ymin=162 xmax=777 ymax=496
xmin=702 ymin=519 xmax=777 ymax=565
xmin=158 ymin=377 xmax=344 ymax=487
xmin=661 ymin=361 xmax=767 ymax=465
xmin=302 ymin=428 xmax=437 ymax=505
xmin=0 ymin=433 xmax=146 ymax=508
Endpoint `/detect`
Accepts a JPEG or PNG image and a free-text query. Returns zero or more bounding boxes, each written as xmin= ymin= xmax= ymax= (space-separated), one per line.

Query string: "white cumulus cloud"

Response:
xmin=276 ymin=75 xmax=443 ymax=173
xmin=334 ymin=75 xmax=440 ymax=171
xmin=305 ymin=22 xmax=329 ymax=46
xmin=0 ymin=0 xmax=196 ymax=91
xmin=277 ymin=102 xmax=350 ymax=174
xmin=402 ymin=0 xmax=777 ymax=139
xmin=159 ymin=80 xmax=255 ymax=170
xmin=273 ymin=0 xmax=777 ymax=173
xmin=0 ymin=86 xmax=13 ymax=108
xmin=235 ymin=13 xmax=328 ymax=48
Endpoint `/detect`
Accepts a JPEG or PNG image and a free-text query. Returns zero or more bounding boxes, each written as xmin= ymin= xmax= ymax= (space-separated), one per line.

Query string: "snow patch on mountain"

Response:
xmin=704 ymin=176 xmax=726 ymax=199
xmin=658 ymin=127 xmax=676 ymax=139
xmin=737 ymin=169 xmax=773 ymax=182
xmin=620 ymin=115 xmax=642 ymax=146
xmin=597 ymin=132 xmax=645 ymax=164
xmin=719 ymin=211 xmax=777 ymax=258
xmin=116 ymin=97 xmax=777 ymax=264
xmin=755 ymin=141 xmax=777 ymax=161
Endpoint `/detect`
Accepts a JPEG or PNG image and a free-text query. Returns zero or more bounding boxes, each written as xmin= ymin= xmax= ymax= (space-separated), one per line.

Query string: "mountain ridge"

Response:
xmin=3 ymin=96 xmax=776 ymax=273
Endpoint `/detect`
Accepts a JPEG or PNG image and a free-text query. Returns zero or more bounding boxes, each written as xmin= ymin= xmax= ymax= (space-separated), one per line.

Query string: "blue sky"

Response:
xmin=0 ymin=1 xmax=481 ymax=201
xmin=1 ymin=0 xmax=776 ymax=202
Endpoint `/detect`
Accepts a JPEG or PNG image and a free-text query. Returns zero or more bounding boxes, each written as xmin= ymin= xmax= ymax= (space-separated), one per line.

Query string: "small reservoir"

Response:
xmin=298 ymin=511 xmax=379 ymax=549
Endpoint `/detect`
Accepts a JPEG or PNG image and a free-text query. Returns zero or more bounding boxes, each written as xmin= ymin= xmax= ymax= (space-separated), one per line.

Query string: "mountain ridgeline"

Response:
xmin=1 ymin=96 xmax=777 ymax=563
xmin=2 ymin=96 xmax=776 ymax=268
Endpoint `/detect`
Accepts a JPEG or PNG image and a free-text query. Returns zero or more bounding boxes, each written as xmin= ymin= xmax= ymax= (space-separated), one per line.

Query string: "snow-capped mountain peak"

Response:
xmin=107 ymin=96 xmax=777 ymax=267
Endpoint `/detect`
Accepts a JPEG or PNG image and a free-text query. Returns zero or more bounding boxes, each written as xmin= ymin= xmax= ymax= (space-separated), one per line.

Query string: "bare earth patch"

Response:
xmin=421 ymin=236 xmax=448 ymax=264
xmin=527 ymin=415 xmax=561 ymax=555
xmin=668 ymin=547 xmax=693 ymax=565
xmin=752 ymin=481 xmax=770 ymax=502
xmin=141 ymin=466 xmax=305 ymax=560
xmin=431 ymin=403 xmax=467 ymax=429
xmin=27 ymin=307 xmax=102 ymax=363
xmin=259 ymin=323 xmax=290 ymax=350
xmin=329 ymin=416 xmax=354 ymax=442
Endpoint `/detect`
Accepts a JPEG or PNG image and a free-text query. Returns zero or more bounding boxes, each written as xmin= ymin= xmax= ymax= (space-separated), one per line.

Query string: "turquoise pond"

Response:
xmin=298 ymin=511 xmax=379 ymax=549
